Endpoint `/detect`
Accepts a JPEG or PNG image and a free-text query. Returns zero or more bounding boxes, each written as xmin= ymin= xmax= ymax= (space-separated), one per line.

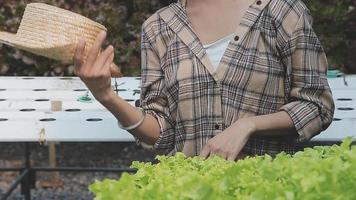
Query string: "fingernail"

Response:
xmin=100 ymin=31 xmax=107 ymax=37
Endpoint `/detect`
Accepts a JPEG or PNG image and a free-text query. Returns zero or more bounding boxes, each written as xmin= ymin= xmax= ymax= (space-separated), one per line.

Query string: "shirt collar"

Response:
xmin=159 ymin=0 xmax=271 ymax=82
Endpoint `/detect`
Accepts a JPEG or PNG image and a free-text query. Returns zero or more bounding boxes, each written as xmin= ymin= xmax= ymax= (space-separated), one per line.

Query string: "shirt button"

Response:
xmin=256 ymin=0 xmax=262 ymax=5
xmin=215 ymin=124 xmax=220 ymax=130
xmin=234 ymin=35 xmax=240 ymax=41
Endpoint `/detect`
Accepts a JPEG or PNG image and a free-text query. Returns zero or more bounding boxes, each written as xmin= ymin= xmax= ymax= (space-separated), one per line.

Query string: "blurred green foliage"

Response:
xmin=0 ymin=0 xmax=355 ymax=76
xmin=304 ymin=0 xmax=356 ymax=73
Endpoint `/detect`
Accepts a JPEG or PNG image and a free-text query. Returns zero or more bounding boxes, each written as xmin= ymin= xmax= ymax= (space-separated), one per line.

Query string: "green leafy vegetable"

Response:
xmin=89 ymin=138 xmax=356 ymax=200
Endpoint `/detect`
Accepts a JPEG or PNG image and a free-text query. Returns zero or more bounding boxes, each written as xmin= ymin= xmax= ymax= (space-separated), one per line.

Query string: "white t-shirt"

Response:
xmin=203 ymin=34 xmax=233 ymax=70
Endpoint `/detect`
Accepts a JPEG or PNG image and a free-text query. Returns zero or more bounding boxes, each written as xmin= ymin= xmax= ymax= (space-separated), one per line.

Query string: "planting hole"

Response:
xmin=74 ymin=89 xmax=87 ymax=92
xmin=35 ymin=99 xmax=50 ymax=102
xmin=115 ymin=89 xmax=127 ymax=92
xmin=20 ymin=108 xmax=36 ymax=112
xmin=60 ymin=77 xmax=73 ymax=80
xmin=337 ymin=98 xmax=353 ymax=101
xmin=337 ymin=107 xmax=354 ymax=111
xmin=65 ymin=109 xmax=81 ymax=112
xmin=40 ymin=118 xmax=56 ymax=122
xmin=86 ymin=118 xmax=103 ymax=122
xmin=133 ymin=89 xmax=140 ymax=95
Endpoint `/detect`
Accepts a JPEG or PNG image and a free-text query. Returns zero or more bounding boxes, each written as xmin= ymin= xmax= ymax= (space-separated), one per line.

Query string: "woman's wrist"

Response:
xmin=234 ymin=117 xmax=257 ymax=137
xmin=95 ymin=89 xmax=117 ymax=104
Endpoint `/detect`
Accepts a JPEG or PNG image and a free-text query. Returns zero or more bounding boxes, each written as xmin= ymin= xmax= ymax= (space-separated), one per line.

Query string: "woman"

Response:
xmin=73 ymin=0 xmax=335 ymax=160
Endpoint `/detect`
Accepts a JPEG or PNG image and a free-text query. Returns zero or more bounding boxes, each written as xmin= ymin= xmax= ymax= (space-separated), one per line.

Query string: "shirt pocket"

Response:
xmin=254 ymin=51 xmax=284 ymax=76
xmin=238 ymin=48 xmax=286 ymax=113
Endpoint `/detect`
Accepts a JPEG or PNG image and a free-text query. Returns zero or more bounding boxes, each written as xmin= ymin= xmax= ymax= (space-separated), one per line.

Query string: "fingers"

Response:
xmin=227 ymin=155 xmax=236 ymax=161
xmin=95 ymin=45 xmax=114 ymax=70
xmin=102 ymin=52 xmax=115 ymax=74
xmin=200 ymin=142 xmax=242 ymax=161
xmin=73 ymin=31 xmax=114 ymax=78
xmin=200 ymin=144 xmax=211 ymax=159
xmin=227 ymin=148 xmax=242 ymax=161
xmin=86 ymin=31 xmax=107 ymax=67
xmin=73 ymin=39 xmax=86 ymax=74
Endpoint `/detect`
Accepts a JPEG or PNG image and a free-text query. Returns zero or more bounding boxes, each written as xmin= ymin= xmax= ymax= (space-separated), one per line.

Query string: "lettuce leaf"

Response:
xmin=89 ymin=138 xmax=356 ymax=200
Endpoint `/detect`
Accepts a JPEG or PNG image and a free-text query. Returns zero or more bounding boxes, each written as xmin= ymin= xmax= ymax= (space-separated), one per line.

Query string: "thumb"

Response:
xmin=200 ymin=145 xmax=211 ymax=159
xmin=110 ymin=63 xmax=122 ymax=77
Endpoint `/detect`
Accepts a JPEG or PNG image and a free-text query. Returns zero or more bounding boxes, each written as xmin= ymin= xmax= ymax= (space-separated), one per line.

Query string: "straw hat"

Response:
xmin=0 ymin=3 xmax=122 ymax=77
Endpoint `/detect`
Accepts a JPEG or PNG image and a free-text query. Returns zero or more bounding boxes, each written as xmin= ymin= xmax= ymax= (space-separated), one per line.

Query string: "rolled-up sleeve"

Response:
xmin=278 ymin=10 xmax=335 ymax=142
xmin=138 ymin=22 xmax=175 ymax=155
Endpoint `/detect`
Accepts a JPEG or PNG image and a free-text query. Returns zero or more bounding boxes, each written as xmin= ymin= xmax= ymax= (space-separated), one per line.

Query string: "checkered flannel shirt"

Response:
xmin=139 ymin=0 xmax=335 ymax=156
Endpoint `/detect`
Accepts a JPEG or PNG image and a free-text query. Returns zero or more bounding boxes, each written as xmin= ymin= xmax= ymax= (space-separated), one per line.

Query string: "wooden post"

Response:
xmin=39 ymin=101 xmax=63 ymax=188
xmin=49 ymin=100 xmax=61 ymax=169
xmin=51 ymin=100 xmax=62 ymax=112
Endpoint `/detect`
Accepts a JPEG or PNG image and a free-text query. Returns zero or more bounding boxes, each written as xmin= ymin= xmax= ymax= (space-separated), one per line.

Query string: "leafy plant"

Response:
xmin=89 ymin=138 xmax=356 ymax=200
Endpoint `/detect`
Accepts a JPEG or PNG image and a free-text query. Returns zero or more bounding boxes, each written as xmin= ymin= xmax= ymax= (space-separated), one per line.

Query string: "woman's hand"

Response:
xmin=73 ymin=31 xmax=115 ymax=102
xmin=200 ymin=118 xmax=256 ymax=161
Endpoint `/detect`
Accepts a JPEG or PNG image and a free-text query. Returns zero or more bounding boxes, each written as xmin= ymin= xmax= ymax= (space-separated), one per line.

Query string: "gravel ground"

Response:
xmin=0 ymin=142 xmax=155 ymax=199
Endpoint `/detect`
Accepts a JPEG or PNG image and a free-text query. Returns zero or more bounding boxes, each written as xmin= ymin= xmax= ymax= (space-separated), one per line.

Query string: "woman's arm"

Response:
xmin=200 ymin=111 xmax=296 ymax=160
xmin=241 ymin=111 xmax=297 ymax=137
xmin=73 ymin=31 xmax=160 ymax=145
xmin=99 ymin=92 xmax=160 ymax=145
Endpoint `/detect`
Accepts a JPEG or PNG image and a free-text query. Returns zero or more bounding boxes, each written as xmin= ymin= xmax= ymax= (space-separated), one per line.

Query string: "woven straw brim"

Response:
xmin=0 ymin=31 xmax=76 ymax=63
xmin=0 ymin=32 xmax=18 ymax=47
xmin=0 ymin=3 xmax=107 ymax=63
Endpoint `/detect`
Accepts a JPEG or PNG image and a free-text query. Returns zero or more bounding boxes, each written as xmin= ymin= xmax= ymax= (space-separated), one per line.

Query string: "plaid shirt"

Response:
xmin=139 ymin=0 xmax=335 ymax=156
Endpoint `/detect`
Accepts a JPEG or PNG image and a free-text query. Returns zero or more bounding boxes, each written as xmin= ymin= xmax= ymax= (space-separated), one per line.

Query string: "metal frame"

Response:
xmin=0 ymin=143 xmax=137 ymax=200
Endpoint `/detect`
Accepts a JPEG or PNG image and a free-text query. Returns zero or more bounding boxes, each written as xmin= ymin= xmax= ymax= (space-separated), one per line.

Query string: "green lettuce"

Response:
xmin=89 ymin=138 xmax=356 ymax=200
